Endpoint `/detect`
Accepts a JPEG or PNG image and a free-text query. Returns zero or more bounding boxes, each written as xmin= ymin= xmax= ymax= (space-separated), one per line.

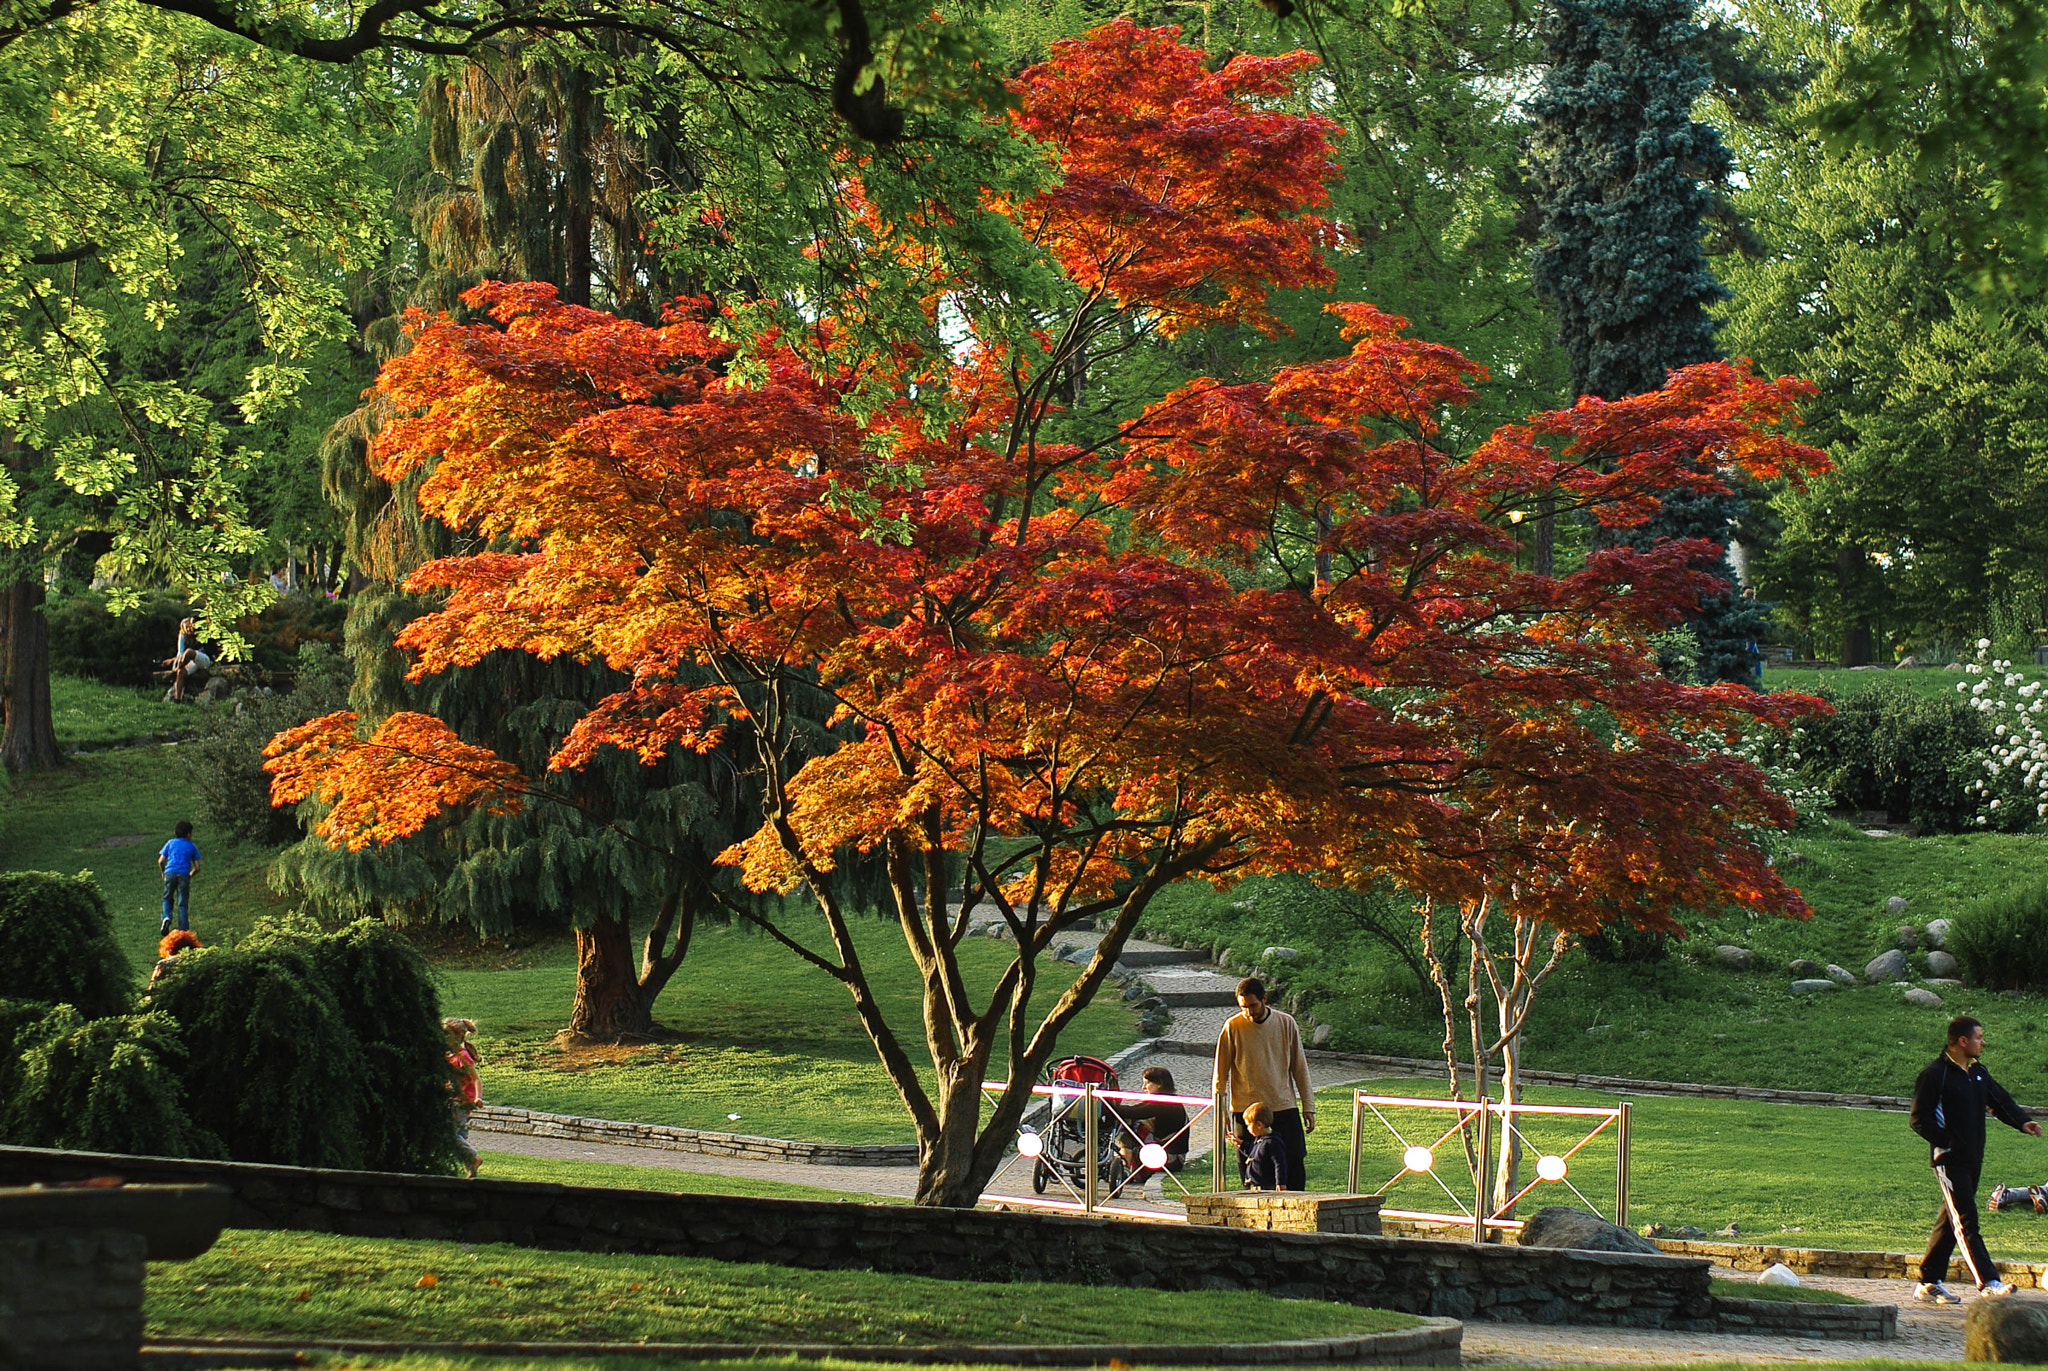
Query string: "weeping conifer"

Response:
xmin=289 ymin=41 xmax=832 ymax=1042
xmin=1530 ymin=0 xmax=1761 ymax=682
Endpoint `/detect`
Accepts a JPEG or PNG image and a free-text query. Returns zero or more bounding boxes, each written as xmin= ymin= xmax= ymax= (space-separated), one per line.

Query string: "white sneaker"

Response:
xmin=1916 ymin=1282 xmax=1961 ymax=1304
xmin=1982 ymin=1280 xmax=2019 ymax=1298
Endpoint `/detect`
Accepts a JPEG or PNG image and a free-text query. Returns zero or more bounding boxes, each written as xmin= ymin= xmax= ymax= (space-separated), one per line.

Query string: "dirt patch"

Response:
xmin=90 ymin=834 xmax=153 ymax=848
xmin=399 ymin=921 xmax=574 ymax=970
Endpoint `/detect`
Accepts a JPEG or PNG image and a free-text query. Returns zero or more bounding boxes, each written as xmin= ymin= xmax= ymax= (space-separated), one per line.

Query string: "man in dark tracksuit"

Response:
xmin=1909 ymin=1015 xmax=2043 ymax=1303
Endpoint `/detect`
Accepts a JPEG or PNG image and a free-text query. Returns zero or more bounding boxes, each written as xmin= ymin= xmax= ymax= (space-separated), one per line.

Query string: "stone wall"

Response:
xmin=1711 ymin=1295 xmax=1896 ymax=1342
xmin=1653 ymin=1236 xmax=2048 ymax=1290
xmin=0 ymin=1226 xmax=145 ymax=1371
xmin=1185 ymin=1192 xmax=1383 ymax=1234
xmin=0 ymin=1145 xmax=1713 ymax=1329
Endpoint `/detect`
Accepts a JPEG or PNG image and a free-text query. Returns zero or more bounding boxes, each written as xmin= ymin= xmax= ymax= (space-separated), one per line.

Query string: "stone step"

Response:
xmin=1113 ymin=948 xmax=1204 ymax=968
xmin=1154 ymin=988 xmax=1241 ymax=1007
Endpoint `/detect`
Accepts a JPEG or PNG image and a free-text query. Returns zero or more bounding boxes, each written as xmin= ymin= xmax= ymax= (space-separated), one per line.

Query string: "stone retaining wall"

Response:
xmin=1652 ymin=1237 xmax=2048 ymax=1290
xmin=1710 ymin=1295 xmax=1896 ymax=1341
xmin=468 ymin=1106 xmax=918 ymax=1167
xmin=0 ymin=1226 xmax=146 ymax=1371
xmin=0 ymin=1146 xmax=1714 ymax=1329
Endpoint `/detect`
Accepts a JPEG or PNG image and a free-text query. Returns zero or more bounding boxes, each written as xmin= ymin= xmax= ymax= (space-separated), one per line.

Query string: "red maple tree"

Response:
xmin=268 ymin=21 xmax=1828 ymax=1204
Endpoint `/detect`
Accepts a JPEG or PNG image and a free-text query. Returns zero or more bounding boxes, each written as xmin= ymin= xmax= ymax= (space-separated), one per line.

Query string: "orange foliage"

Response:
xmin=271 ymin=22 xmax=1832 ymax=950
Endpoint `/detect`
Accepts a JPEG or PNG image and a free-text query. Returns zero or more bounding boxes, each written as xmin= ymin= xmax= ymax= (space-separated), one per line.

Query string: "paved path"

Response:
xmin=1463 ymin=1265 xmax=1970 ymax=1365
xmin=477 ymin=1132 xmax=923 ymax=1198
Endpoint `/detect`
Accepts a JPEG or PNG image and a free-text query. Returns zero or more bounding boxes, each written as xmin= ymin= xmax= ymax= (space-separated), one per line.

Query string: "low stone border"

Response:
xmin=1711 ymin=1295 xmax=1896 ymax=1341
xmin=1150 ymin=1040 xmax=2048 ymax=1118
xmin=1653 ymin=1236 xmax=2048 ymax=1289
xmin=142 ymin=1319 xmax=1464 ymax=1367
xmin=467 ymin=1106 xmax=918 ymax=1167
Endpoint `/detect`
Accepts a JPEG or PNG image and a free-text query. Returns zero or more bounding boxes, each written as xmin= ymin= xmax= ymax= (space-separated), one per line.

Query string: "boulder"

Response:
xmin=1902 ymin=986 xmax=1945 ymax=1008
xmin=1262 ymin=946 xmax=1299 ymax=962
xmin=1789 ymin=978 xmax=1838 ymax=996
xmin=1312 ymin=1023 xmax=1332 ymax=1047
xmin=1758 ymin=1262 xmax=1802 ymax=1287
xmin=1518 ymin=1205 xmax=1664 ymax=1256
xmin=1714 ymin=945 xmax=1763 ymax=972
xmin=1927 ymin=978 xmax=1965 ymax=988
xmin=1826 ymin=964 xmax=1856 ymax=985
xmin=1888 ymin=895 xmax=1912 ymax=916
xmin=1927 ymin=950 xmax=1960 ymax=978
xmin=1788 ymin=958 xmax=1827 ymax=978
xmin=1866 ymin=949 xmax=1909 ymax=982
xmin=1966 ymin=1293 xmax=2048 ymax=1362
xmin=1897 ymin=924 xmax=1920 ymax=951
xmin=1778 ymin=851 xmax=1811 ymax=868
xmin=200 ymin=675 xmax=233 ymax=703
xmin=1926 ymin=918 xmax=1953 ymax=951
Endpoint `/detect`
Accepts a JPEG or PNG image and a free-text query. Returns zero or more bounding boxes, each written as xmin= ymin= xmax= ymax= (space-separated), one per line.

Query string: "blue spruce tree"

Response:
xmin=1531 ymin=0 xmax=1767 ymax=682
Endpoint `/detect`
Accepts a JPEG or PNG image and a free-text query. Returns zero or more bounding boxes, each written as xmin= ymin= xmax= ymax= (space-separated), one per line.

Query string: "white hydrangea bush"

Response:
xmin=1957 ymin=639 xmax=2048 ymax=828
xmin=1727 ymin=725 xmax=1834 ymax=831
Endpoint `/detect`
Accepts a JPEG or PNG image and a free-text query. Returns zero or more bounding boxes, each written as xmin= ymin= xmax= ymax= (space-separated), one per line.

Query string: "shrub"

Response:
xmin=1792 ymin=683 xmax=1990 ymax=832
xmin=180 ymin=644 xmax=352 ymax=844
xmin=0 ymin=871 xmax=134 ymax=1016
xmin=258 ymin=916 xmax=460 ymax=1174
xmin=0 ymin=1003 xmax=222 ymax=1157
xmin=145 ymin=935 xmax=368 ymax=1168
xmin=1947 ymin=880 xmax=2048 ymax=992
xmin=146 ymin=915 xmax=459 ymax=1173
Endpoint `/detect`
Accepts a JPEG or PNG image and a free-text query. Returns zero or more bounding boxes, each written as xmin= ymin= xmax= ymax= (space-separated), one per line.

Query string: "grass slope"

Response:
xmin=1707 ymin=1278 xmax=1861 ymax=1305
xmin=149 ymin=1230 xmax=1415 ymax=1346
xmin=49 ymin=675 xmax=194 ymax=748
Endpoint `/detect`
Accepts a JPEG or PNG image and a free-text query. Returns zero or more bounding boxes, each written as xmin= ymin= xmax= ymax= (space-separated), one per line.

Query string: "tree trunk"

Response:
xmin=912 ymin=1058 xmax=1017 ymax=1207
xmin=566 ymin=912 xmax=657 ymax=1041
xmin=1 ymin=577 xmax=60 ymax=772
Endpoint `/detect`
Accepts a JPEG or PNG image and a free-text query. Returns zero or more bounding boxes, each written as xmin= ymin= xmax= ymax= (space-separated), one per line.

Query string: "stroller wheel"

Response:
xmin=1032 ymin=1159 xmax=1049 ymax=1194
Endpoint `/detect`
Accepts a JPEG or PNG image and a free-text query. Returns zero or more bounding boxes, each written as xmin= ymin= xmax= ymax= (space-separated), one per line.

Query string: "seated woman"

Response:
xmin=163 ymin=618 xmax=211 ymax=702
xmin=1117 ymin=1065 xmax=1191 ymax=1182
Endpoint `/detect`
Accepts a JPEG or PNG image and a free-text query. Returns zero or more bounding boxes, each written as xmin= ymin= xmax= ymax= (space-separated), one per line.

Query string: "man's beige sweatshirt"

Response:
xmin=1213 ymin=1006 xmax=1313 ymax=1119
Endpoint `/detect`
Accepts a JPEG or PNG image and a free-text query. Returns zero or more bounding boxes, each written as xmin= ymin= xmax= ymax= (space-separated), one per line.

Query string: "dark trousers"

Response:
xmin=160 ymin=873 xmax=191 ymax=930
xmin=1923 ymin=1157 xmax=1998 ymax=1287
xmin=1232 ymin=1107 xmax=1308 ymax=1191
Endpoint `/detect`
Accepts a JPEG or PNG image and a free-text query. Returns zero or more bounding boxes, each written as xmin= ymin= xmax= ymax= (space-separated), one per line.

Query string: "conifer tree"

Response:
xmin=279 ymin=44 xmax=762 ymax=1042
xmin=1530 ymin=0 xmax=1762 ymax=680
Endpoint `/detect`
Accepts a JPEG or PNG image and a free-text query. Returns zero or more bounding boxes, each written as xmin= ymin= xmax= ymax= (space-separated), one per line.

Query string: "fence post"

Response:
xmin=1212 ymin=1091 xmax=1227 ymax=1194
xmin=1083 ymin=1082 xmax=1098 ymax=1214
xmin=1348 ymin=1091 xmax=1363 ymax=1196
xmin=1616 ymin=1099 xmax=1631 ymax=1231
xmin=1472 ymin=1099 xmax=1490 ymax=1244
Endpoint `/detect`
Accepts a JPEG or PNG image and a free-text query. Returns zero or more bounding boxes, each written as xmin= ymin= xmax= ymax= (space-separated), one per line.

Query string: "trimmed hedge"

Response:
xmin=1792 ymin=683 xmax=1991 ymax=832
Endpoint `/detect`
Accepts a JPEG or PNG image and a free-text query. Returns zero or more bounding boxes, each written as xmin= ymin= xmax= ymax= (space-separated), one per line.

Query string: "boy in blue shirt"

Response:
xmin=158 ymin=821 xmax=201 ymax=935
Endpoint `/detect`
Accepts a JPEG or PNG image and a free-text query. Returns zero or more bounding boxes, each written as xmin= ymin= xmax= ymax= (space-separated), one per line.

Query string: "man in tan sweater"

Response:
xmin=1213 ymin=976 xmax=1315 ymax=1190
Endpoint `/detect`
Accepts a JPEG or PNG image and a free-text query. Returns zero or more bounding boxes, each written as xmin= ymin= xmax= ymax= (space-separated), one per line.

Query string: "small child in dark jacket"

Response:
xmin=1242 ymin=1101 xmax=1289 ymax=1191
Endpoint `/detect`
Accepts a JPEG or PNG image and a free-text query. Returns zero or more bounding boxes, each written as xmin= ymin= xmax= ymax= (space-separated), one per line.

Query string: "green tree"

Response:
xmin=0 ymin=2 xmax=388 ymax=769
xmin=1529 ymin=0 xmax=1762 ymax=680
xmin=1715 ymin=0 xmax=2048 ymax=655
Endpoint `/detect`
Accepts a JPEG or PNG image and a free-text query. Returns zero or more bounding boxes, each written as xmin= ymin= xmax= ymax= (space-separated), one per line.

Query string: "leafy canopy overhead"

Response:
xmin=269 ymin=22 xmax=1828 ymax=1202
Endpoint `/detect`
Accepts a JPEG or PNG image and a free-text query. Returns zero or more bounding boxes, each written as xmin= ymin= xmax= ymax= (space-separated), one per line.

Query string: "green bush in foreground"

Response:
xmin=0 ymin=870 xmax=134 ymax=1016
xmin=0 ymin=1003 xmax=220 ymax=1157
xmin=147 ymin=935 xmax=369 ymax=1168
xmin=1948 ymin=879 xmax=2048 ymax=990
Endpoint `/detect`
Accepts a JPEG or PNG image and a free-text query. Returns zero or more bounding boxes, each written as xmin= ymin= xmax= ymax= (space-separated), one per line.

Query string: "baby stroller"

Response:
xmin=1030 ymin=1054 xmax=1129 ymax=1195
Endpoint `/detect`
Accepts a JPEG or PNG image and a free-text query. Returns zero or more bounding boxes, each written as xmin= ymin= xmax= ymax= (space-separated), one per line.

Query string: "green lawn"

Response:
xmin=48 ymin=673 xmax=196 ymax=749
xmin=0 ymin=744 xmax=290 ymax=967
xmin=1306 ymin=1077 xmax=2048 ymax=1261
xmin=148 ymin=1230 xmax=1415 ymax=1346
xmin=210 ymin=1363 xmax=1966 ymax=1371
xmin=472 ymin=1150 xmax=888 ymax=1202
